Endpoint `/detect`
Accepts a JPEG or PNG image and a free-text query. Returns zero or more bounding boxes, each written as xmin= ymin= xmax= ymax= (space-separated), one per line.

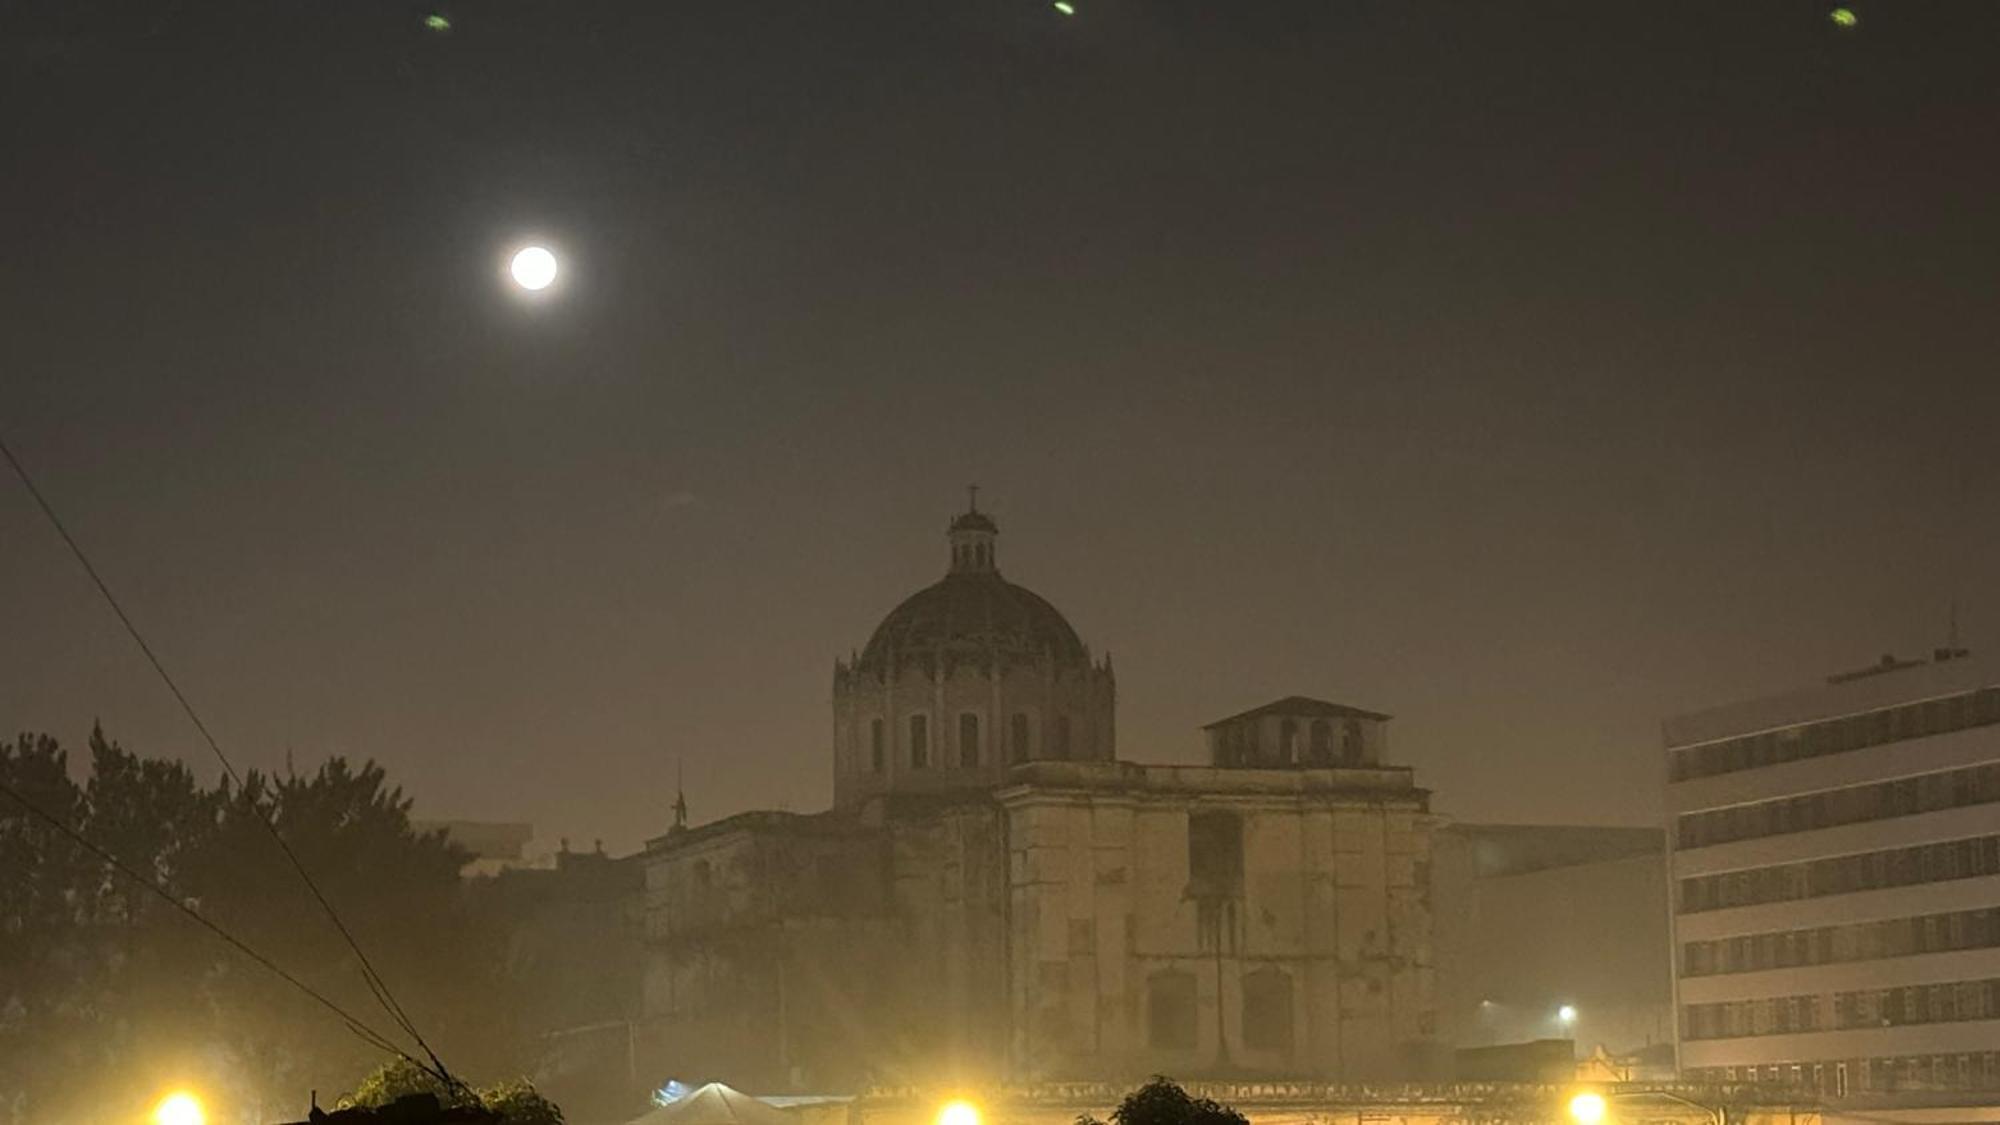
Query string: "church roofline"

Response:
xmin=641 ymin=806 xmax=873 ymax=853
xmin=1201 ymin=695 xmax=1392 ymax=728
xmin=993 ymin=759 xmax=1426 ymax=804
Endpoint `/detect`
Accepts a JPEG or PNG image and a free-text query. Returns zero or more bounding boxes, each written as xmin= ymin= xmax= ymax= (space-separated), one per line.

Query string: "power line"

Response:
xmin=0 ymin=434 xmax=459 ymax=1090
xmin=0 ymin=771 xmax=442 ymax=1082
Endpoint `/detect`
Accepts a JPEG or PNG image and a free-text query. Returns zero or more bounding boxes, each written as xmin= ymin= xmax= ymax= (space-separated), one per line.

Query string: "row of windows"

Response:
xmin=1146 ymin=966 xmax=1294 ymax=1052
xmin=1837 ymin=976 xmax=2000 ymax=1029
xmin=1678 ymin=761 xmax=2000 ymax=850
xmin=1686 ymin=1052 xmax=2000 ymax=1095
xmin=866 ymin=712 xmax=1070 ymax=772
xmin=1669 ymin=687 xmax=2000 ymax=782
xmin=1682 ymin=976 xmax=2000 ymax=1041
xmin=1678 ymin=833 xmax=2000 ymax=913
xmin=1215 ymin=717 xmax=1365 ymax=767
xmin=1682 ymin=994 xmax=1823 ymax=1040
xmin=1682 ymin=905 xmax=2000 ymax=977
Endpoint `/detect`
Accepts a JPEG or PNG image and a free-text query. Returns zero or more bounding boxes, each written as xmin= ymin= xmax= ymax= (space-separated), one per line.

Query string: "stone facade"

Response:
xmin=637 ymin=506 xmax=1441 ymax=1092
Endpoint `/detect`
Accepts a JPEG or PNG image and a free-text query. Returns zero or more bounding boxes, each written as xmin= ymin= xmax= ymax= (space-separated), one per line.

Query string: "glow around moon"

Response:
xmin=509 ymin=246 xmax=559 ymax=291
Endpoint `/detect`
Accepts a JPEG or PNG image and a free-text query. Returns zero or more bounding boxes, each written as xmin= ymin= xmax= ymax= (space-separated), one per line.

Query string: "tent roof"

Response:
xmin=628 ymin=1084 xmax=796 ymax=1125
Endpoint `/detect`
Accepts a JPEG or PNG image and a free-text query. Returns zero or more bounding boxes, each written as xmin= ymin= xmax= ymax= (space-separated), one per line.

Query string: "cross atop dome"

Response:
xmin=948 ymin=489 xmax=998 ymax=572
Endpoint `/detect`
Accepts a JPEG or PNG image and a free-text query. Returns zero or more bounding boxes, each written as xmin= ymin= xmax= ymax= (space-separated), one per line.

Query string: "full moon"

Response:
xmin=509 ymin=246 xmax=559 ymax=291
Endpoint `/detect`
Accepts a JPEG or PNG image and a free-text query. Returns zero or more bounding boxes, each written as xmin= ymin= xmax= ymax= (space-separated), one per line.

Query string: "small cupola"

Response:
xmin=948 ymin=488 xmax=998 ymax=575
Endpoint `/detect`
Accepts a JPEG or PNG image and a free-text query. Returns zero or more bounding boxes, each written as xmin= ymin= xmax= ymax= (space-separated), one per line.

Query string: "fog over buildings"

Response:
xmin=6 ymin=1 xmax=2000 ymax=1122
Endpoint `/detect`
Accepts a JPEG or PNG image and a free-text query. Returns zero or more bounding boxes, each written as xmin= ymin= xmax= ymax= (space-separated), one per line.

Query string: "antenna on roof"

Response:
xmin=1936 ymin=447 xmax=1973 ymax=662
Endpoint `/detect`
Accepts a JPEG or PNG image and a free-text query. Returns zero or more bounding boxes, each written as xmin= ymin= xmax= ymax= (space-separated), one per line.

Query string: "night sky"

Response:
xmin=5 ymin=0 xmax=1998 ymax=854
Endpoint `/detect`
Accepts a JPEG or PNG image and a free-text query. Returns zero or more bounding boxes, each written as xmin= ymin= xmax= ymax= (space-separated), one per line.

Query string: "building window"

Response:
xmin=1676 ymin=761 xmax=2000 ymax=850
xmin=959 ymin=712 xmax=980 ymax=768
xmin=1670 ymin=686 xmax=2000 ymax=782
xmin=1052 ymin=714 xmax=1072 ymax=759
xmin=1278 ymin=718 xmax=1298 ymax=763
xmin=1242 ymin=967 xmax=1295 ymax=1052
xmin=1679 ymin=832 xmax=2000 ymax=914
xmin=1188 ymin=810 xmax=1244 ymax=896
xmin=1147 ymin=970 xmax=1198 ymax=1050
xmin=1342 ymin=719 xmax=1363 ymax=762
xmin=1309 ymin=719 xmax=1333 ymax=764
xmin=909 ymin=714 xmax=929 ymax=768
xmin=870 ymin=718 xmax=885 ymax=773
xmin=1684 ymin=905 xmax=2000 ymax=978
xmin=1011 ymin=713 xmax=1031 ymax=763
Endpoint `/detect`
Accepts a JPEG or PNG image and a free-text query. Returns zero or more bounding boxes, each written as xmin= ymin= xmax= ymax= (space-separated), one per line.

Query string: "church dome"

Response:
xmin=831 ymin=498 xmax=1115 ymax=807
xmin=858 ymin=572 xmax=1087 ymax=673
xmin=855 ymin=501 xmax=1086 ymax=674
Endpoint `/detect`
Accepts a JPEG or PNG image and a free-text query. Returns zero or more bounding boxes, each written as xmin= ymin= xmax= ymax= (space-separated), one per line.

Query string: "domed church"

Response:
xmin=832 ymin=503 xmax=1116 ymax=805
xmin=636 ymin=502 xmax=1440 ymax=1093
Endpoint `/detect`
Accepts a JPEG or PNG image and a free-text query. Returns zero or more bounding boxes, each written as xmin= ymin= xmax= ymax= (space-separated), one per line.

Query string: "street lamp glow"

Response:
xmin=937 ymin=1100 xmax=982 ymax=1125
xmin=1568 ymin=1093 xmax=1606 ymax=1125
xmin=1557 ymin=1004 xmax=1578 ymax=1024
xmin=510 ymin=246 xmax=559 ymax=291
xmin=153 ymin=1091 xmax=206 ymax=1125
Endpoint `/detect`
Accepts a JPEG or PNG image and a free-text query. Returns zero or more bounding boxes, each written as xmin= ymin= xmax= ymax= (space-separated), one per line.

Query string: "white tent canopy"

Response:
xmin=627 ymin=1083 xmax=798 ymax=1125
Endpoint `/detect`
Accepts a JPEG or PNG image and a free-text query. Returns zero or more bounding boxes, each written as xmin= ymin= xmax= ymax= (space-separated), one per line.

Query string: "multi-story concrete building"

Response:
xmin=635 ymin=503 xmax=1441 ymax=1091
xmin=1666 ymin=649 xmax=2000 ymax=1117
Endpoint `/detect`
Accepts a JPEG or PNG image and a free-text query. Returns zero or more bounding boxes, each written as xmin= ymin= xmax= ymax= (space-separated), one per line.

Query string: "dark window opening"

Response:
xmin=1242 ymin=968 xmax=1295 ymax=1052
xmin=1011 ymin=713 xmax=1031 ymax=763
xmin=1188 ymin=810 xmax=1245 ymax=896
xmin=870 ymin=718 xmax=885 ymax=773
xmin=959 ymin=712 xmax=980 ymax=768
xmin=909 ymin=714 xmax=929 ymax=768
xmin=1052 ymin=714 xmax=1072 ymax=759
xmin=1279 ymin=718 xmax=1298 ymax=764
xmin=1309 ymin=719 xmax=1333 ymax=764
xmin=1147 ymin=970 xmax=1198 ymax=1050
xmin=1342 ymin=719 xmax=1363 ymax=763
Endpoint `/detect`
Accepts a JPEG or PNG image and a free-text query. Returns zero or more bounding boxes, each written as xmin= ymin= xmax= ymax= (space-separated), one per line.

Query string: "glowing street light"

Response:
xmin=1568 ymin=1092 xmax=1607 ymax=1125
xmin=937 ymin=1100 xmax=982 ymax=1125
xmin=153 ymin=1091 xmax=206 ymax=1125
xmin=1557 ymin=1003 xmax=1578 ymax=1025
xmin=1829 ymin=7 xmax=1858 ymax=27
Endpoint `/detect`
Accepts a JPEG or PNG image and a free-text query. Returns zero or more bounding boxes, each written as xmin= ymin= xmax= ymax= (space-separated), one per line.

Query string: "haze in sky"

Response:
xmin=5 ymin=0 xmax=1998 ymax=851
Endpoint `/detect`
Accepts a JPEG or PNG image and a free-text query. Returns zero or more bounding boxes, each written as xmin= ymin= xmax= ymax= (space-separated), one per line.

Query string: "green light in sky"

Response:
xmin=424 ymin=13 xmax=451 ymax=31
xmin=1052 ymin=1 xmax=1076 ymax=15
xmin=1829 ymin=7 xmax=1857 ymax=27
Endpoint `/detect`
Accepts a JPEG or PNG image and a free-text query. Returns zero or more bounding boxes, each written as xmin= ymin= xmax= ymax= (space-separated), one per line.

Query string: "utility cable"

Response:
xmin=0 ymin=435 xmax=461 ymax=1091
xmin=0 ymin=773 xmax=446 ymax=1084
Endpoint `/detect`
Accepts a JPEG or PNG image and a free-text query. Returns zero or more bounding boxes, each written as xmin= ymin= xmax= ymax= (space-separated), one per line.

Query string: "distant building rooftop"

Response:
xmin=1202 ymin=695 xmax=1392 ymax=727
xmin=1664 ymin=647 xmax=1991 ymax=748
xmin=1438 ymin=823 xmax=1664 ymax=879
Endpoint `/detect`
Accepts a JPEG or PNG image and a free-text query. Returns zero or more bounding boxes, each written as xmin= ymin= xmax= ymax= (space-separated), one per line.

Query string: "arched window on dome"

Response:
xmin=1052 ymin=715 xmax=1072 ymax=760
xmin=870 ymin=718 xmax=885 ymax=773
xmin=909 ymin=714 xmax=929 ymax=768
xmin=1010 ymin=713 xmax=1031 ymax=763
xmin=959 ymin=713 xmax=980 ymax=768
xmin=1309 ymin=719 xmax=1333 ymax=765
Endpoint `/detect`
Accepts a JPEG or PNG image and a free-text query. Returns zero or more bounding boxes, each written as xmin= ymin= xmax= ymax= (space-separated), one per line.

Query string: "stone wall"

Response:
xmin=999 ymin=763 xmax=1438 ymax=1082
